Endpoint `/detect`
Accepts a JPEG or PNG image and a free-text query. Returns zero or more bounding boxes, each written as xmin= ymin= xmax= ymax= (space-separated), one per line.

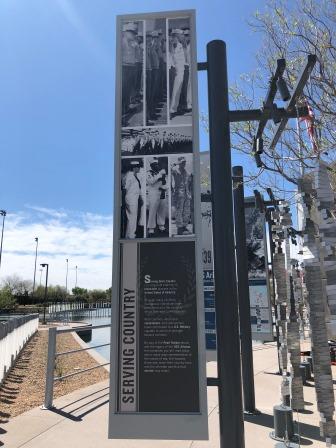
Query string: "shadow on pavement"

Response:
xmin=59 ymin=386 xmax=109 ymax=411
xmin=49 ymin=386 xmax=109 ymax=421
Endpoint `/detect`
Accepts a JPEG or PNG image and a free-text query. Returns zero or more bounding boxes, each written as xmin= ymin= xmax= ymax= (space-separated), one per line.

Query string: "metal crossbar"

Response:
xmin=54 ymin=362 xmax=110 ymax=381
xmin=56 ymin=343 xmax=110 ymax=357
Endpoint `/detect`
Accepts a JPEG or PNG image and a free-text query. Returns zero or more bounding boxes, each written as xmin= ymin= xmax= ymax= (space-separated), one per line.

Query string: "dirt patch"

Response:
xmin=0 ymin=329 xmax=109 ymax=421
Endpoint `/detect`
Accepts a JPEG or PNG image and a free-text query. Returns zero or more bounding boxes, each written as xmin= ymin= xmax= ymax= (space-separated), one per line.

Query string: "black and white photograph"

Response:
xmin=121 ymin=21 xmax=144 ymax=128
xmin=145 ymin=19 xmax=167 ymax=125
xmin=245 ymin=207 xmax=266 ymax=279
xmin=170 ymin=154 xmax=194 ymax=236
xmin=146 ymin=157 xmax=169 ymax=238
xmin=121 ymin=126 xmax=193 ymax=156
xmin=121 ymin=157 xmax=145 ymax=239
xmin=168 ymin=18 xmax=192 ymax=125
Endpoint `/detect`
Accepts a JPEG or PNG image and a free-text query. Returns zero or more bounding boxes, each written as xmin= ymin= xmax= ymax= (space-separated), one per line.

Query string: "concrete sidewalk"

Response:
xmin=1 ymin=343 xmax=335 ymax=448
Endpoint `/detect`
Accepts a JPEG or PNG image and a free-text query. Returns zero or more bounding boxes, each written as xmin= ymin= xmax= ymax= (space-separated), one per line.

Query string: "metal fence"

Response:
xmin=43 ymin=323 xmax=111 ymax=409
xmin=0 ymin=314 xmax=39 ymax=384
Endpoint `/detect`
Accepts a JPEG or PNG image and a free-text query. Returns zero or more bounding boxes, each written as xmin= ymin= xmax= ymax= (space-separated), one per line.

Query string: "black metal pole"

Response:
xmin=43 ymin=264 xmax=49 ymax=325
xmin=267 ymin=216 xmax=282 ymax=375
xmin=207 ymin=40 xmax=245 ymax=448
xmin=233 ymin=166 xmax=256 ymax=414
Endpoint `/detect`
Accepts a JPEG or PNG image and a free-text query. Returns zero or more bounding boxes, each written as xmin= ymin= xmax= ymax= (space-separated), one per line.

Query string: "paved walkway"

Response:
xmin=1 ymin=343 xmax=335 ymax=448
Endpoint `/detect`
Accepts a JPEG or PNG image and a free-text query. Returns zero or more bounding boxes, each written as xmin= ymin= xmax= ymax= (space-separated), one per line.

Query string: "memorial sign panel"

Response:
xmin=200 ymin=154 xmax=216 ymax=349
xmin=109 ymin=10 xmax=208 ymax=440
xmin=245 ymin=203 xmax=273 ymax=341
xmin=200 ymin=152 xmax=273 ymax=346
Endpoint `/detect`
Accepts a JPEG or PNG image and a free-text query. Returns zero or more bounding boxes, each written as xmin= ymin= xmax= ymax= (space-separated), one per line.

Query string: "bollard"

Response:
xmin=306 ymin=355 xmax=313 ymax=374
xmin=299 ymin=364 xmax=307 ymax=385
xmin=301 ymin=361 xmax=312 ymax=380
xmin=271 ymin=405 xmax=295 ymax=441
xmin=281 ymin=376 xmax=290 ymax=406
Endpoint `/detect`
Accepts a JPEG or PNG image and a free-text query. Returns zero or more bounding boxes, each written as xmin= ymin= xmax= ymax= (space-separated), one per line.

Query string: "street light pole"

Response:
xmin=0 ymin=210 xmax=7 ymax=274
xmin=206 ymin=40 xmax=245 ymax=448
xmin=75 ymin=265 xmax=78 ymax=288
xmin=40 ymin=263 xmax=49 ymax=325
xmin=32 ymin=237 xmax=39 ymax=297
xmin=65 ymin=258 xmax=69 ymax=293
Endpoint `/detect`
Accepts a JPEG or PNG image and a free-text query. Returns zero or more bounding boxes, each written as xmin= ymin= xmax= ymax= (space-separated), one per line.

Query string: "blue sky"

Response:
xmin=0 ymin=0 xmax=267 ymax=288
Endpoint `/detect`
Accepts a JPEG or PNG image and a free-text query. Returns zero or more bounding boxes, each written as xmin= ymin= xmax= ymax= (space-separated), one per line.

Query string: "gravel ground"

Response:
xmin=0 ymin=329 xmax=109 ymax=421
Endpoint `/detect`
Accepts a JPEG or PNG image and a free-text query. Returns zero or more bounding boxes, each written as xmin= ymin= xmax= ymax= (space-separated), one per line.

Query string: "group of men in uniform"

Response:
xmin=121 ymin=155 xmax=193 ymax=238
xmin=122 ymin=22 xmax=144 ymax=126
xmin=169 ymin=28 xmax=192 ymax=120
xmin=121 ymin=21 xmax=192 ymax=126
xmin=122 ymin=130 xmax=192 ymax=156
xmin=146 ymin=27 xmax=167 ymax=124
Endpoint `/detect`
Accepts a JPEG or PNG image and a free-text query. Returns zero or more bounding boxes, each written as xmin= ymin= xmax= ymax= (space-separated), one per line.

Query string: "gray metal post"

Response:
xmin=43 ymin=327 xmax=56 ymax=409
xmin=32 ymin=237 xmax=38 ymax=297
xmin=233 ymin=166 xmax=256 ymax=414
xmin=0 ymin=210 xmax=6 ymax=273
xmin=207 ymin=40 xmax=245 ymax=448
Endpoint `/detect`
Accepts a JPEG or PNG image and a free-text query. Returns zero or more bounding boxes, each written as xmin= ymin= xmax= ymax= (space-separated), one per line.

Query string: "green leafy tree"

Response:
xmin=0 ymin=287 xmax=17 ymax=310
xmin=106 ymin=286 xmax=112 ymax=299
xmin=72 ymin=287 xmax=89 ymax=302
xmin=89 ymin=289 xmax=108 ymax=303
xmin=47 ymin=285 xmax=67 ymax=302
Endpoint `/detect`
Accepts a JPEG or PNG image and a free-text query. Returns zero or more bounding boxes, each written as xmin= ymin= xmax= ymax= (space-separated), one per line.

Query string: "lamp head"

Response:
xmin=256 ymin=137 xmax=264 ymax=154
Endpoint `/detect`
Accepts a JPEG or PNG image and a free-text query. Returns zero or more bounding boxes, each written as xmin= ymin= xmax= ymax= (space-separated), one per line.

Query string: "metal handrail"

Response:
xmin=54 ymin=362 xmax=110 ymax=381
xmin=56 ymin=343 xmax=110 ymax=357
xmin=57 ymin=323 xmax=111 ymax=334
xmin=43 ymin=324 xmax=111 ymax=409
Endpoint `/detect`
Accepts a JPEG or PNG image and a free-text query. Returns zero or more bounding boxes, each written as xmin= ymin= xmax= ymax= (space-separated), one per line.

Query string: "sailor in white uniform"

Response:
xmin=124 ymin=160 xmax=142 ymax=238
xmin=169 ymin=29 xmax=186 ymax=117
xmin=147 ymin=157 xmax=168 ymax=235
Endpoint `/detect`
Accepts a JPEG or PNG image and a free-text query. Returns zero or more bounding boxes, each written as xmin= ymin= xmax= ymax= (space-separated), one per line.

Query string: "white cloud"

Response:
xmin=25 ymin=205 xmax=68 ymax=219
xmin=0 ymin=207 xmax=113 ymax=290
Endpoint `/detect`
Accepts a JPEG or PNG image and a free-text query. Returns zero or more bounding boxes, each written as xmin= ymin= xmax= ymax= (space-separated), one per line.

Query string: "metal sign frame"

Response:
xmin=109 ymin=9 xmax=208 ymax=440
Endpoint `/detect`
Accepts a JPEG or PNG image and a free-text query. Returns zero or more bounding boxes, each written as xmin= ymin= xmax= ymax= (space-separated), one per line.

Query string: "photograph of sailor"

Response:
xmin=171 ymin=154 xmax=194 ymax=236
xmin=145 ymin=19 xmax=167 ymax=125
xmin=168 ymin=18 xmax=192 ymax=125
xmin=146 ymin=157 xmax=169 ymax=237
xmin=121 ymin=21 xmax=144 ymax=128
xmin=121 ymin=126 xmax=193 ymax=156
xmin=121 ymin=158 xmax=145 ymax=239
